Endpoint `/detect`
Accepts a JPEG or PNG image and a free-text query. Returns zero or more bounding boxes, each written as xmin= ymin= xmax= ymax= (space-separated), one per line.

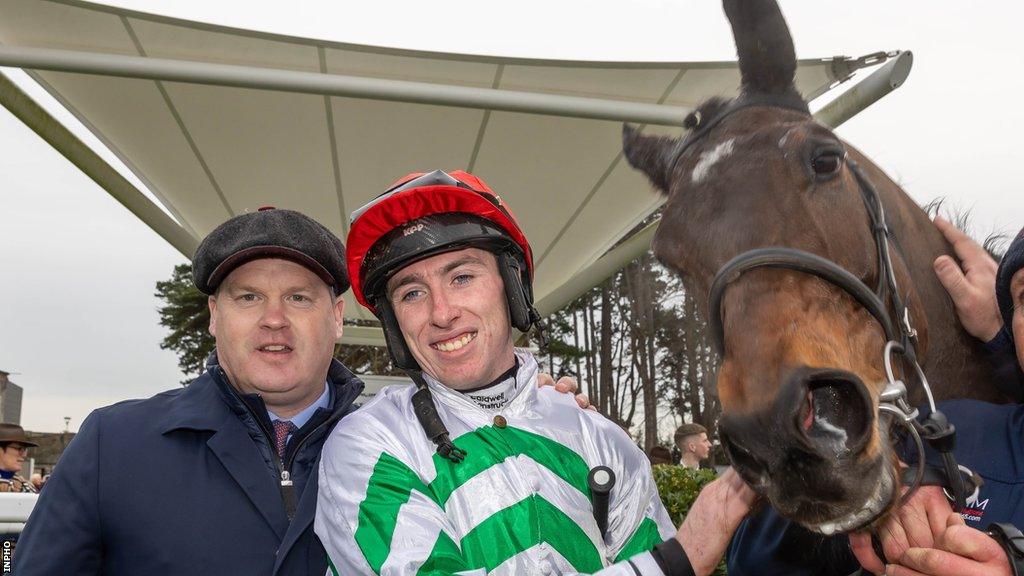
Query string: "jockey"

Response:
xmin=315 ymin=170 xmax=754 ymax=576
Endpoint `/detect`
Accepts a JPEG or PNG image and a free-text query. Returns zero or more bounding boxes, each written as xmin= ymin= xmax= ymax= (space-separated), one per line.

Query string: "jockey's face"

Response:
xmin=1012 ymin=269 xmax=1024 ymax=365
xmin=387 ymin=248 xmax=515 ymax=391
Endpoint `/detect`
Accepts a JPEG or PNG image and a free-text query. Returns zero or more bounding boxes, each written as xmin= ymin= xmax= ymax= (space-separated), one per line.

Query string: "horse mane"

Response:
xmin=923 ymin=198 xmax=1008 ymax=259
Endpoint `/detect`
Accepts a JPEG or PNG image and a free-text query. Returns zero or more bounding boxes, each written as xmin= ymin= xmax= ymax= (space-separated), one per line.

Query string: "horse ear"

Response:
xmin=622 ymin=124 xmax=678 ymax=195
xmin=723 ymin=0 xmax=799 ymax=97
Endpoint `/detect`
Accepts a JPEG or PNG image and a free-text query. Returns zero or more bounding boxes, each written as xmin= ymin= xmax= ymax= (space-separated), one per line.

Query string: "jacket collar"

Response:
xmin=159 ymin=350 xmax=365 ymax=435
xmin=157 ymin=369 xmax=228 ymax=434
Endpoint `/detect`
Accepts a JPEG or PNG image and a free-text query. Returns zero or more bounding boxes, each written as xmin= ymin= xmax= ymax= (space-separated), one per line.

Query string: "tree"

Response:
xmin=540 ymin=250 xmax=725 ymax=453
xmin=155 ymin=264 xmax=215 ymax=382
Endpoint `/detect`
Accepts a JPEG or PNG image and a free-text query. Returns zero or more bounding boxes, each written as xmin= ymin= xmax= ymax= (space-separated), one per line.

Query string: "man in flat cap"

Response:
xmin=15 ymin=208 xmax=364 ymax=576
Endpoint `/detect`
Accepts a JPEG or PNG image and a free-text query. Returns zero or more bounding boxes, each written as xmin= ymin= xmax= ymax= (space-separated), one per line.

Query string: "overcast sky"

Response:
xmin=1 ymin=1 xmax=1021 ymax=433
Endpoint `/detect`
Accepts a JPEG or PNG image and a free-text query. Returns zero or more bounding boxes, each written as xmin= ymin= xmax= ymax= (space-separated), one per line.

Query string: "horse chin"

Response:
xmin=800 ymin=465 xmax=898 ymax=535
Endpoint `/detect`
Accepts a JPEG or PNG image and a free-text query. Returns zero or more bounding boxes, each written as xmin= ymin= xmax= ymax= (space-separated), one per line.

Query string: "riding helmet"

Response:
xmin=347 ymin=169 xmax=541 ymax=369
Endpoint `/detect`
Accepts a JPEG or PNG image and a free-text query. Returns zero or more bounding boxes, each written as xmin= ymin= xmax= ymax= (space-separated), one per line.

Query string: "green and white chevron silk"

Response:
xmin=316 ymin=350 xmax=675 ymax=576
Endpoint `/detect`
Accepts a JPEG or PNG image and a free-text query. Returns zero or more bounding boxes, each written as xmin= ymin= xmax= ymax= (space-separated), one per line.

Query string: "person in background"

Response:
xmin=0 ymin=424 xmax=37 ymax=494
xmin=850 ymin=221 xmax=1024 ymax=576
xmin=674 ymin=423 xmax=711 ymax=471
xmin=648 ymin=445 xmax=674 ymax=466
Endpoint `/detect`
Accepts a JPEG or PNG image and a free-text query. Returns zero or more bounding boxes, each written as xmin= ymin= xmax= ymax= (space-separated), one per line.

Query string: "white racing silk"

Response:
xmin=316 ymin=349 xmax=676 ymax=575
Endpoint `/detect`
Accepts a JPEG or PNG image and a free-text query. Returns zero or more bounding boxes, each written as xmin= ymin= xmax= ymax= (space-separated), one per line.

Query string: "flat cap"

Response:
xmin=997 ymin=226 xmax=1024 ymax=337
xmin=192 ymin=207 xmax=349 ymax=295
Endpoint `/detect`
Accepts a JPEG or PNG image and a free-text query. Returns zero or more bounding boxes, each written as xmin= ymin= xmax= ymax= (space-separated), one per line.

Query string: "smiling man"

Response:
xmin=315 ymin=170 xmax=756 ymax=576
xmin=14 ymin=208 xmax=364 ymax=576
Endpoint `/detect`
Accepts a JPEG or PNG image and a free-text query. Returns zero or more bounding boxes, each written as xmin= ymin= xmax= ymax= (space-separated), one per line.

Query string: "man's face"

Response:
xmin=1013 ymin=269 xmax=1024 ymax=364
xmin=0 ymin=444 xmax=27 ymax=473
xmin=685 ymin=432 xmax=712 ymax=460
xmin=387 ymin=248 xmax=514 ymax=390
xmin=209 ymin=259 xmax=344 ymax=413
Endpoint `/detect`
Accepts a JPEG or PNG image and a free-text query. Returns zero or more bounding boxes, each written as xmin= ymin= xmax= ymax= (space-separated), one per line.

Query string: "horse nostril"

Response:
xmin=796 ymin=370 xmax=874 ymax=458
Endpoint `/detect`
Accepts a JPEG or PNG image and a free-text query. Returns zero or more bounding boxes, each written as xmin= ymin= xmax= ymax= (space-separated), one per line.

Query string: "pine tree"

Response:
xmin=155 ymin=264 xmax=214 ymax=382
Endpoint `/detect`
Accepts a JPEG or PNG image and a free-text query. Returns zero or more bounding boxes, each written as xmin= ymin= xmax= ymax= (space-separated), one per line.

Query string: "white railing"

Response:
xmin=0 ymin=493 xmax=38 ymax=534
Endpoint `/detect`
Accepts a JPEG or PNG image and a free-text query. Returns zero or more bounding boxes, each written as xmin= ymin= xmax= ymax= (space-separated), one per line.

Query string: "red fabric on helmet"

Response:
xmin=347 ymin=171 xmax=532 ymax=310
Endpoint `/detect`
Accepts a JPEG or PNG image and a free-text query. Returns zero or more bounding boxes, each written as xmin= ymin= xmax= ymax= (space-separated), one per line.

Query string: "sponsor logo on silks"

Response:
xmin=961 ymin=498 xmax=990 ymax=524
xmin=403 ymin=223 xmax=425 ymax=236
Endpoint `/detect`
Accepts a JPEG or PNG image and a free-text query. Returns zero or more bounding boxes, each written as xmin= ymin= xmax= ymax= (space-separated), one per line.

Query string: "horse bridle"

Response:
xmin=682 ymin=96 xmax=979 ymax=512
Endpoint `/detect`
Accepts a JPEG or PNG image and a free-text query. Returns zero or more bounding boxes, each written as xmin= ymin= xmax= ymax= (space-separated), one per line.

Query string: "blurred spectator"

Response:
xmin=674 ymin=423 xmax=711 ymax=471
xmin=0 ymin=424 xmax=38 ymax=493
xmin=648 ymin=445 xmax=674 ymax=466
xmin=30 ymin=474 xmax=43 ymax=492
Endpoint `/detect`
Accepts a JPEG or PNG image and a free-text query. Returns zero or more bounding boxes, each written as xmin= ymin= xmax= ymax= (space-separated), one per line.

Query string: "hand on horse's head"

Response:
xmin=932 ymin=216 xmax=1003 ymax=342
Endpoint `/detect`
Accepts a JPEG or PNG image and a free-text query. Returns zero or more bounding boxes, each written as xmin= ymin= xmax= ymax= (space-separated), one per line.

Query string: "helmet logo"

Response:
xmin=403 ymin=223 xmax=425 ymax=236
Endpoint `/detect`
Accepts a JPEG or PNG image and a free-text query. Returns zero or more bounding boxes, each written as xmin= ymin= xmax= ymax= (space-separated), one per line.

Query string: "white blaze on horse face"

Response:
xmin=691 ymin=138 xmax=736 ymax=184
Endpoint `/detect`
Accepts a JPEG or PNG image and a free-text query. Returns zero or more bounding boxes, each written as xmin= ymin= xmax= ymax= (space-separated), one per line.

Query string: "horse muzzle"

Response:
xmin=719 ymin=365 xmax=898 ymax=532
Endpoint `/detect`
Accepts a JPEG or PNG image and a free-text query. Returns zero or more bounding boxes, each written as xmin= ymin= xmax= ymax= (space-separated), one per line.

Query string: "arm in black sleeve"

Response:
xmin=727 ymin=507 xmax=858 ymax=576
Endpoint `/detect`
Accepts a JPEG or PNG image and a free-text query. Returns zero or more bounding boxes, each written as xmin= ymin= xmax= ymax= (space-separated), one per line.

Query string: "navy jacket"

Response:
xmin=14 ymin=355 xmax=363 ymax=576
xmin=728 ymin=340 xmax=1024 ymax=576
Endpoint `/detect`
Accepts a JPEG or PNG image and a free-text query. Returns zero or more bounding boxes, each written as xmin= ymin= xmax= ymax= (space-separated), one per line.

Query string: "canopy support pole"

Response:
xmin=0 ymin=46 xmax=908 ymax=128
xmin=0 ymin=71 xmax=198 ymax=258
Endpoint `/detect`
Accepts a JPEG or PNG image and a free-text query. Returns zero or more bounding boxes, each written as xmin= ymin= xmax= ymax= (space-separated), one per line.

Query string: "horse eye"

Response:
xmin=811 ymin=151 xmax=843 ymax=177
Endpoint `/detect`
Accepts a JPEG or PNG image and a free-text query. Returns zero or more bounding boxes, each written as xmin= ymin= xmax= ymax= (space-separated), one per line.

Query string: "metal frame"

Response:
xmin=0 ymin=45 xmax=912 ymax=346
xmin=0 ymin=46 xmax=693 ymax=126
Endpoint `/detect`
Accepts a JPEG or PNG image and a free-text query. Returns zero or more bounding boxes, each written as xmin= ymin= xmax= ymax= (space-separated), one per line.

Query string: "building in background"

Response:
xmin=0 ymin=371 xmax=23 ymax=425
xmin=25 ymin=431 xmax=75 ymax=477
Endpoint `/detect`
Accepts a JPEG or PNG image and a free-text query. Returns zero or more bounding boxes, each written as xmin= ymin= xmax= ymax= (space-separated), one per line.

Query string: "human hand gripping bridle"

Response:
xmin=685 ymin=96 xmax=981 ymax=523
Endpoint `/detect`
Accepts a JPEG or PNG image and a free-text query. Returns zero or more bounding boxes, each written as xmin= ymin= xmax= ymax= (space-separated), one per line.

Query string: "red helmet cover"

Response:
xmin=347 ymin=171 xmax=532 ymax=310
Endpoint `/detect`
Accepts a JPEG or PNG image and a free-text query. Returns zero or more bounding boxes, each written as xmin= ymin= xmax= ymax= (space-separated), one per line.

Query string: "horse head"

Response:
xmin=623 ymin=0 xmax=1000 ymax=533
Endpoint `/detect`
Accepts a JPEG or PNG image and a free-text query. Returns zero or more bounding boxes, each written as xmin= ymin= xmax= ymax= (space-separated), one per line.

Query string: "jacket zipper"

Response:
xmin=219 ymin=369 xmax=300 ymax=520
xmin=217 ymin=367 xmax=346 ymax=521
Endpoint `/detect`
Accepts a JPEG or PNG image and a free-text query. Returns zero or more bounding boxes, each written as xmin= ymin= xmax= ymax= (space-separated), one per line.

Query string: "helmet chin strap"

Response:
xmin=375 ymin=297 xmax=469 ymax=463
xmin=372 ymin=250 xmax=547 ymax=464
xmin=407 ymin=370 xmax=467 ymax=463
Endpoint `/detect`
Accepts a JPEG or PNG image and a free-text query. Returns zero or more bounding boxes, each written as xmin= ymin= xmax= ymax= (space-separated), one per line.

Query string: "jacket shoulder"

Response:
xmin=88 ymin=387 xmax=188 ymax=422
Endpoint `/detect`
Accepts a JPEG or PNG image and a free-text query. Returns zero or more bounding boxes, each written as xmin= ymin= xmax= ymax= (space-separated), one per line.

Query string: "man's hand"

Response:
xmin=850 ymin=486 xmax=953 ymax=574
xmin=887 ymin=513 xmax=1011 ymax=576
xmin=537 ymin=373 xmax=593 ymax=410
xmin=933 ymin=216 xmax=1003 ymax=342
xmin=676 ymin=468 xmax=757 ymax=576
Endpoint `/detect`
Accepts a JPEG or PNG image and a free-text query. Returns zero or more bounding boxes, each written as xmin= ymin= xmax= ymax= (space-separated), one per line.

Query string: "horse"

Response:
xmin=622 ymin=0 xmax=1005 ymax=534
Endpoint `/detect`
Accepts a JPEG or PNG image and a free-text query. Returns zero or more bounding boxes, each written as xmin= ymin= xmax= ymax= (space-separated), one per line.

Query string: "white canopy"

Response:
xmin=0 ymin=0 xmax=911 ymax=345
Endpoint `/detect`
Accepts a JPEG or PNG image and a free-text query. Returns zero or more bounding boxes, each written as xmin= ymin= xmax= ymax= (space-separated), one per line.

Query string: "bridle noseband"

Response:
xmin=687 ymin=96 xmax=979 ymax=514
